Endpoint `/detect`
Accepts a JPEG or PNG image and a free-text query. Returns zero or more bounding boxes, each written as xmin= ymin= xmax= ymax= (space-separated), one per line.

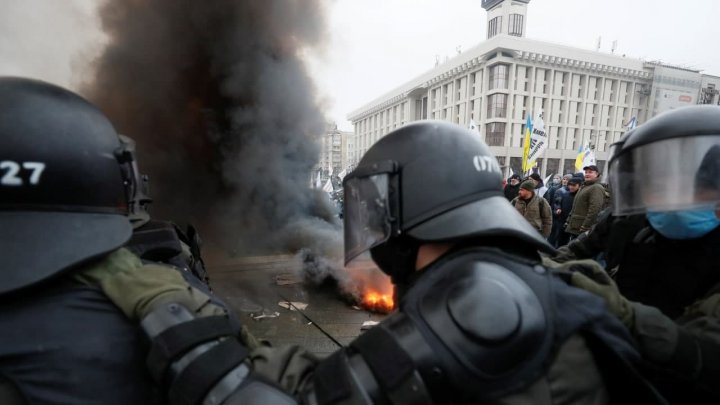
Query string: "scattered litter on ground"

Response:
xmin=351 ymin=305 xmax=362 ymax=310
xmin=251 ymin=311 xmax=280 ymax=321
xmin=275 ymin=274 xmax=303 ymax=285
xmin=278 ymin=301 xmax=308 ymax=311
xmin=361 ymin=321 xmax=380 ymax=330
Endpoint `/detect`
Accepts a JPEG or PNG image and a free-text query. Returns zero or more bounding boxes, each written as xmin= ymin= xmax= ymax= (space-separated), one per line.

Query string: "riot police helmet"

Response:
xmin=343 ymin=120 xmax=554 ymax=278
xmin=608 ymin=105 xmax=720 ymax=216
xmin=0 ymin=77 xmax=132 ymax=295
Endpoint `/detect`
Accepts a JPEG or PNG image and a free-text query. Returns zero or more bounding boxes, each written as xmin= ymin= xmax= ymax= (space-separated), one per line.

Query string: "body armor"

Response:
xmin=309 ymin=248 xmax=662 ymax=404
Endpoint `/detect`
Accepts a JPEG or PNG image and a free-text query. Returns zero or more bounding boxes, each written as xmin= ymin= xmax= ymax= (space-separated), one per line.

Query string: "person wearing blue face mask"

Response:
xmin=645 ymin=206 xmax=720 ymax=240
xmin=550 ymin=105 xmax=720 ymax=403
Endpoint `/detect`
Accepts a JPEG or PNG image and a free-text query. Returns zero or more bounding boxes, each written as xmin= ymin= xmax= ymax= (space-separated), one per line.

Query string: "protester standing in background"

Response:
xmin=512 ymin=180 xmax=553 ymax=238
xmin=565 ymin=165 xmax=605 ymax=238
xmin=504 ymin=173 xmax=522 ymax=201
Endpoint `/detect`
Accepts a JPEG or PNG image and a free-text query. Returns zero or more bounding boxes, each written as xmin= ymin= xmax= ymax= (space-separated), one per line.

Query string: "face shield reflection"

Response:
xmin=343 ymin=174 xmax=393 ymax=264
xmin=610 ymin=136 xmax=720 ymax=215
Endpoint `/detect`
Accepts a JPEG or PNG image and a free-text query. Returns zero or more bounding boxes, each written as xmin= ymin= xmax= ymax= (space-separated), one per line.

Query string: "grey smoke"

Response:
xmin=84 ymin=0 xmax=344 ymax=279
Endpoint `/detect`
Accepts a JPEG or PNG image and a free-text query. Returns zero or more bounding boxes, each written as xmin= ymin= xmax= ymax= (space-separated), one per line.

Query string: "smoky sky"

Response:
xmin=84 ymin=0 xmax=342 ymax=255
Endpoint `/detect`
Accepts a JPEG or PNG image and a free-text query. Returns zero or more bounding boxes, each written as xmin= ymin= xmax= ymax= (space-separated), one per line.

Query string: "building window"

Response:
xmin=510 ymin=157 xmax=523 ymax=175
xmin=485 ymin=122 xmax=506 ymax=146
xmin=487 ymin=94 xmax=507 ymax=118
xmin=546 ymin=158 xmax=560 ymax=175
xmin=489 ymin=64 xmax=509 ymax=90
xmin=488 ymin=16 xmax=502 ymax=38
xmin=509 ymin=14 xmax=523 ymax=36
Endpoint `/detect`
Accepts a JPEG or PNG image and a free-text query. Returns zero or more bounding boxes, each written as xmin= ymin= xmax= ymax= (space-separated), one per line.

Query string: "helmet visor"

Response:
xmin=343 ymin=174 xmax=393 ymax=264
xmin=610 ymin=135 xmax=720 ymax=215
xmin=607 ymin=140 xmax=623 ymax=162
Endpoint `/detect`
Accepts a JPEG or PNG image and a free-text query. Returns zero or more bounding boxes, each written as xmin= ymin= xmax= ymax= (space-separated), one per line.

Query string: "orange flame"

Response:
xmin=361 ymin=288 xmax=394 ymax=313
xmin=346 ymin=257 xmax=395 ymax=314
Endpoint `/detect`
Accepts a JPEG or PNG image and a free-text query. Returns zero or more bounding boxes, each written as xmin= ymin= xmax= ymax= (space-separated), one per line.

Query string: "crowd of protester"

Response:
xmin=506 ymin=164 xmax=607 ymax=249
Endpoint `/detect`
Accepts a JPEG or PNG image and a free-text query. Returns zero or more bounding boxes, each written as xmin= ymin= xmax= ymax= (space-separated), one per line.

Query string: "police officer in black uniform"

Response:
xmin=0 ymin=77 xmax=295 ymax=405
xmin=118 ymin=134 xmax=212 ymax=289
xmin=559 ymin=105 xmax=720 ymax=403
xmin=291 ymin=121 xmax=665 ymax=404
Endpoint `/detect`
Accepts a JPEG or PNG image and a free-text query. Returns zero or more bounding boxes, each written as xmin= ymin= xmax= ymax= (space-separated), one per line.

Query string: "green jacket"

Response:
xmin=512 ymin=194 xmax=553 ymax=237
xmin=566 ymin=179 xmax=605 ymax=235
xmin=73 ymin=248 xmax=226 ymax=320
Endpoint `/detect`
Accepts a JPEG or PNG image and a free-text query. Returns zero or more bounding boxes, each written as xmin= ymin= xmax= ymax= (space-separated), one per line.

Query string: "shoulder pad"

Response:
xmin=400 ymin=249 xmax=555 ymax=401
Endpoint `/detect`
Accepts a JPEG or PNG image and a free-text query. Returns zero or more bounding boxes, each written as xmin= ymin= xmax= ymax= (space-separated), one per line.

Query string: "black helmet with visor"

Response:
xmin=343 ymin=121 xmax=554 ymax=279
xmin=608 ymin=105 xmax=720 ymax=216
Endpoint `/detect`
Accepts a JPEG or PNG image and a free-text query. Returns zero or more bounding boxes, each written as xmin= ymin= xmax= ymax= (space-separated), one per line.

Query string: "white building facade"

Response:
xmin=347 ymin=0 xmax=720 ymax=177
xmin=316 ymin=122 xmax=352 ymax=183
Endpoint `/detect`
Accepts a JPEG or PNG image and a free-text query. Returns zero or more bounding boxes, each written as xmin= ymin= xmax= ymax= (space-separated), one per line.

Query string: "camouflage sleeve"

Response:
xmin=73 ymin=248 xmax=225 ymax=320
xmin=631 ymin=295 xmax=720 ymax=395
xmin=552 ymin=245 xmax=579 ymax=262
xmin=250 ymin=345 xmax=320 ymax=397
xmin=581 ymin=185 xmax=606 ymax=230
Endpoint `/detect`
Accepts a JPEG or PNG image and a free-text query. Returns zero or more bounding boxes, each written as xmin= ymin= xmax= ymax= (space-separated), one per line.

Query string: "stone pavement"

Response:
xmin=205 ymin=253 xmax=388 ymax=357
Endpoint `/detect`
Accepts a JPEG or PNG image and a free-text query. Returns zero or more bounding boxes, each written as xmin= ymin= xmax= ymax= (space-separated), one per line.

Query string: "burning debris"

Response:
xmin=82 ymin=0 xmax=393 ymax=308
xmin=344 ymin=257 xmax=395 ymax=314
xmin=298 ymin=250 xmax=395 ymax=313
xmin=361 ymin=290 xmax=395 ymax=314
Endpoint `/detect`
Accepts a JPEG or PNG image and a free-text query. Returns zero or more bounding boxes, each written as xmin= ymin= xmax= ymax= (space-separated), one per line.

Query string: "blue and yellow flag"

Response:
xmin=574 ymin=144 xmax=585 ymax=173
xmin=574 ymin=143 xmax=596 ymax=173
xmin=521 ymin=115 xmax=533 ymax=173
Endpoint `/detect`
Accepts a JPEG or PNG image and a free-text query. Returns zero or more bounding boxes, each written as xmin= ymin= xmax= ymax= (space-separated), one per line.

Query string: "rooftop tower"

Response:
xmin=481 ymin=0 xmax=531 ymax=39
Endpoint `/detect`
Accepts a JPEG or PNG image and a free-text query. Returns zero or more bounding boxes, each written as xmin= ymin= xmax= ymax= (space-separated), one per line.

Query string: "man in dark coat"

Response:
xmin=554 ymin=176 xmax=582 ymax=247
xmin=565 ymin=165 xmax=605 ymax=236
xmin=503 ymin=173 xmax=522 ymax=201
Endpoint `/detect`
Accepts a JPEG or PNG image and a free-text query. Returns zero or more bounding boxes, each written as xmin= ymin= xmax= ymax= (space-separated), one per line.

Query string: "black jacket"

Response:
xmin=554 ymin=214 xmax=720 ymax=403
xmin=554 ymin=187 xmax=576 ymax=225
xmin=504 ymin=183 xmax=520 ymax=201
xmin=0 ymin=281 xmax=159 ymax=404
xmin=556 ymin=212 xmax=720 ymax=318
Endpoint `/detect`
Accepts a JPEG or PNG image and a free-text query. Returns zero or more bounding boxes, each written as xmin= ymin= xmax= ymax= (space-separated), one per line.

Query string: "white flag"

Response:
xmin=626 ymin=116 xmax=637 ymax=131
xmin=543 ymin=173 xmax=554 ymax=187
xmin=322 ymin=179 xmax=333 ymax=193
xmin=315 ymin=172 xmax=322 ymax=189
xmin=526 ymin=111 xmax=548 ymax=166
xmin=469 ymin=119 xmax=479 ymax=134
xmin=583 ymin=148 xmax=597 ymax=168
xmin=328 ymin=166 xmax=334 ymax=177
xmin=337 ymin=167 xmax=347 ymax=180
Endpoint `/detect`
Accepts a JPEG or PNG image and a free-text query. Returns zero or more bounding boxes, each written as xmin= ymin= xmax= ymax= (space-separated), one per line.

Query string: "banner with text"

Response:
xmin=526 ymin=111 xmax=547 ymax=170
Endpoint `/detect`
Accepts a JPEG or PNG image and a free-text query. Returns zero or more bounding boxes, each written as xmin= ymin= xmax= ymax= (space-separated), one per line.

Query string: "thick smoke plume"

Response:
xmin=84 ymin=0 xmax=344 ymax=272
